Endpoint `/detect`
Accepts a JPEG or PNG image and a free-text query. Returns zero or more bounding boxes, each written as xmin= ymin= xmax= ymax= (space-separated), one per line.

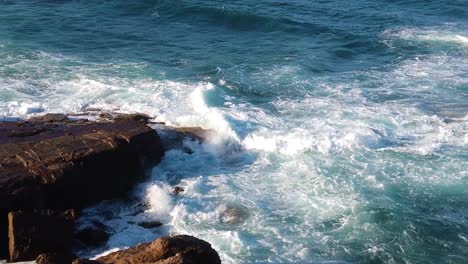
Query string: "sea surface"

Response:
xmin=1 ymin=1 xmax=467 ymax=263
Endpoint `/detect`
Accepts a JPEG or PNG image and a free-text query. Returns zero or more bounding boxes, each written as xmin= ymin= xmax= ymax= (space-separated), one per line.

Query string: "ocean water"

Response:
xmin=1 ymin=1 xmax=467 ymax=263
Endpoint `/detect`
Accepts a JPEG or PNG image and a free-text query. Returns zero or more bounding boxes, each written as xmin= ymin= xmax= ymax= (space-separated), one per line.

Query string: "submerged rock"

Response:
xmin=97 ymin=235 xmax=221 ymax=264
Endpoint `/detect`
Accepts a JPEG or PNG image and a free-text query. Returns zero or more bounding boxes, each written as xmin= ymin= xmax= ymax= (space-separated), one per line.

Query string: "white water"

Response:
xmin=1 ymin=26 xmax=467 ymax=263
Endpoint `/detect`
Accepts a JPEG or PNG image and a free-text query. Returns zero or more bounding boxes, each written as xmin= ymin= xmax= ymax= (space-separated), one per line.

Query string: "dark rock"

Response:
xmin=29 ymin=113 xmax=69 ymax=123
xmin=97 ymin=235 xmax=221 ymax=264
xmin=137 ymin=220 xmax=163 ymax=229
xmin=36 ymin=252 xmax=75 ymax=264
xmin=8 ymin=210 xmax=75 ymax=262
xmin=113 ymin=113 xmax=152 ymax=124
xmin=173 ymin=186 xmax=184 ymax=195
xmin=174 ymin=127 xmax=215 ymax=143
xmin=155 ymin=125 xmax=216 ymax=151
xmin=0 ymin=114 xmax=164 ymax=209
xmin=0 ymin=114 xmax=164 ymax=259
xmin=76 ymin=226 xmax=110 ymax=247
xmin=0 ymin=210 xmax=7 ymax=259
xmin=73 ymin=258 xmax=101 ymax=264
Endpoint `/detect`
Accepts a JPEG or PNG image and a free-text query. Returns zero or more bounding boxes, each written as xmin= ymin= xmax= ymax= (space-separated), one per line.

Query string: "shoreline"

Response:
xmin=0 ymin=113 xmax=220 ymax=264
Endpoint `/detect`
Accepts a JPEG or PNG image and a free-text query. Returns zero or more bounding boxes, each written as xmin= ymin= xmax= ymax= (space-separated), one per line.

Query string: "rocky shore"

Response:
xmin=0 ymin=113 xmax=220 ymax=263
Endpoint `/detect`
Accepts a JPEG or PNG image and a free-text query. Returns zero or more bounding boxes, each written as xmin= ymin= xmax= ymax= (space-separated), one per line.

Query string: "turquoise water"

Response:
xmin=1 ymin=1 xmax=467 ymax=263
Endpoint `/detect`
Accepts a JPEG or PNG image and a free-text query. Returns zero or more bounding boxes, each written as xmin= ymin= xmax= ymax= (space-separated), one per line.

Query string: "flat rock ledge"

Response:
xmin=0 ymin=113 xmax=218 ymax=263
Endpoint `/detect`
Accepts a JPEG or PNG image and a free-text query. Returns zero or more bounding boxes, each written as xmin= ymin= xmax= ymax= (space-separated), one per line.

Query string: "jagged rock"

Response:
xmin=76 ymin=226 xmax=110 ymax=247
xmin=97 ymin=235 xmax=221 ymax=264
xmin=8 ymin=210 xmax=75 ymax=262
xmin=173 ymin=186 xmax=184 ymax=195
xmin=137 ymin=220 xmax=163 ymax=229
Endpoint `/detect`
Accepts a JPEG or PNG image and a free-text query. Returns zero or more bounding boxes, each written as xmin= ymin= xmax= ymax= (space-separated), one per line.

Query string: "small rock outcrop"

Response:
xmin=97 ymin=235 xmax=221 ymax=264
xmin=8 ymin=210 xmax=75 ymax=262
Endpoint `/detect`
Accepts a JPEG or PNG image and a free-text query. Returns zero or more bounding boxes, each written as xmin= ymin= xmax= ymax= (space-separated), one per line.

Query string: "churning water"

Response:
xmin=1 ymin=1 xmax=467 ymax=263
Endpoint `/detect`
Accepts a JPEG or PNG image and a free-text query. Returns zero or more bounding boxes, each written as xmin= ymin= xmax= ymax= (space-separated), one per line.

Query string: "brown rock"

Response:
xmin=174 ymin=127 xmax=215 ymax=143
xmin=137 ymin=220 xmax=163 ymax=229
xmin=113 ymin=113 xmax=152 ymax=124
xmin=8 ymin=210 xmax=75 ymax=262
xmin=155 ymin=125 xmax=216 ymax=151
xmin=0 ymin=114 xmax=164 ymax=260
xmin=97 ymin=235 xmax=221 ymax=264
xmin=28 ymin=113 xmax=69 ymax=123
xmin=0 ymin=114 xmax=164 ymax=209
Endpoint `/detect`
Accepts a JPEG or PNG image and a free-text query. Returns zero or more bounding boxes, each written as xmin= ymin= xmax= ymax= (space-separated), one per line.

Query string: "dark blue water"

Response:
xmin=1 ymin=1 xmax=467 ymax=263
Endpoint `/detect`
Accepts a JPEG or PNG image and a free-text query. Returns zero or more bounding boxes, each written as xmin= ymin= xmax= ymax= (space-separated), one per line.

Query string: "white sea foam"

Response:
xmin=2 ymin=46 xmax=467 ymax=263
xmin=383 ymin=25 xmax=468 ymax=48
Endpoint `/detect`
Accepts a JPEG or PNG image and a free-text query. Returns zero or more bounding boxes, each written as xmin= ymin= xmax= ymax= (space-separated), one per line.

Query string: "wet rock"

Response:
xmin=97 ymin=235 xmax=221 ymax=264
xmin=155 ymin=125 xmax=216 ymax=151
xmin=113 ymin=113 xmax=152 ymax=124
xmin=137 ymin=220 xmax=163 ymax=229
xmin=8 ymin=210 xmax=75 ymax=262
xmin=36 ymin=252 xmax=75 ymax=264
xmin=28 ymin=113 xmax=69 ymax=123
xmin=76 ymin=226 xmax=110 ymax=247
xmin=0 ymin=114 xmax=164 ymax=209
xmin=173 ymin=186 xmax=184 ymax=195
xmin=0 ymin=113 xmax=164 ymax=258
xmin=174 ymin=127 xmax=215 ymax=142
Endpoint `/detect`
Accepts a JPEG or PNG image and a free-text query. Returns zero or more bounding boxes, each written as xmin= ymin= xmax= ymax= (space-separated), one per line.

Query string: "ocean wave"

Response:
xmin=382 ymin=24 xmax=468 ymax=50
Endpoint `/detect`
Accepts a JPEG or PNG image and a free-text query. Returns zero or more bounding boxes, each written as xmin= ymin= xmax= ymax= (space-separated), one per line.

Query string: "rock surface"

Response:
xmin=97 ymin=235 xmax=221 ymax=264
xmin=155 ymin=125 xmax=216 ymax=151
xmin=0 ymin=114 xmax=165 ymax=261
xmin=0 ymin=113 xmax=164 ymax=210
xmin=0 ymin=113 xmax=221 ymax=263
xmin=8 ymin=210 xmax=75 ymax=262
